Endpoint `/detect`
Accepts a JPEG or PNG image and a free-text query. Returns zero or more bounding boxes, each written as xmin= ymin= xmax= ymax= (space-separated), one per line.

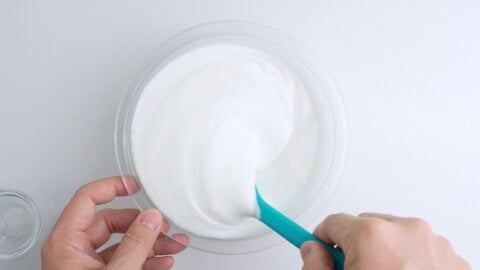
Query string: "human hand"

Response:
xmin=41 ymin=176 xmax=189 ymax=270
xmin=300 ymin=213 xmax=470 ymax=270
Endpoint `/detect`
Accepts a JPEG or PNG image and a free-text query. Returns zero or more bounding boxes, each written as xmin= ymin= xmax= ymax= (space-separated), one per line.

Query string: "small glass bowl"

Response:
xmin=0 ymin=189 xmax=41 ymax=260
xmin=115 ymin=21 xmax=348 ymax=254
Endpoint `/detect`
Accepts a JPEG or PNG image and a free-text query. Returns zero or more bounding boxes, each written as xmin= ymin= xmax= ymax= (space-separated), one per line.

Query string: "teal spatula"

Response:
xmin=255 ymin=187 xmax=345 ymax=270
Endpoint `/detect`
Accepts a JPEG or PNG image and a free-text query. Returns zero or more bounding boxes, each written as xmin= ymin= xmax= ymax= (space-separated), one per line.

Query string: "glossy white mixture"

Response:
xmin=132 ymin=43 xmax=319 ymax=239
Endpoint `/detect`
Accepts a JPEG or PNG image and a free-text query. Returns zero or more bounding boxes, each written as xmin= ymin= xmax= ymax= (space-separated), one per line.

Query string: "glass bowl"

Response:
xmin=114 ymin=20 xmax=348 ymax=254
xmin=0 ymin=189 xmax=41 ymax=260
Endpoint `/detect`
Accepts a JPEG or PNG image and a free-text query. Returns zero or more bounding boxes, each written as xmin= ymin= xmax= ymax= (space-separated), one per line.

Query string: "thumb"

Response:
xmin=107 ymin=208 xmax=163 ymax=270
xmin=301 ymin=241 xmax=333 ymax=270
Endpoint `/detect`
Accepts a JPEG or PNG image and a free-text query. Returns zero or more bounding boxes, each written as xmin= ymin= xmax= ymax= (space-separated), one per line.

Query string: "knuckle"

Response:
xmin=403 ymin=218 xmax=437 ymax=252
xmin=405 ymin=218 xmax=432 ymax=235
xmin=358 ymin=212 xmax=371 ymax=217
xmin=324 ymin=213 xmax=345 ymax=225
xmin=123 ymin=230 xmax=151 ymax=250
xmin=361 ymin=218 xmax=385 ymax=232
xmin=436 ymin=235 xmax=452 ymax=248
xmin=74 ymin=184 xmax=91 ymax=199
xmin=357 ymin=218 xmax=388 ymax=242
xmin=317 ymin=213 xmax=347 ymax=235
xmin=77 ymin=182 xmax=91 ymax=193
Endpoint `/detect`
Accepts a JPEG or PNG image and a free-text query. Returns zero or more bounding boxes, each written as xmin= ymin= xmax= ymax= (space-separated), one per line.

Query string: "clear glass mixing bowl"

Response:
xmin=115 ymin=21 xmax=348 ymax=254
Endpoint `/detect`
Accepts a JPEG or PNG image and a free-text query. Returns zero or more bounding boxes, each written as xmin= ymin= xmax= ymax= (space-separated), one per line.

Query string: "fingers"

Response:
xmin=152 ymin=234 xmax=189 ymax=255
xmin=86 ymin=208 xmax=171 ymax=249
xmin=301 ymin=241 xmax=333 ymax=270
xmin=315 ymin=213 xmax=405 ymax=250
xmin=314 ymin=213 xmax=358 ymax=249
xmin=107 ymin=209 xmax=164 ymax=270
xmin=360 ymin=214 xmax=433 ymax=237
xmin=86 ymin=208 xmax=140 ymax=249
xmin=143 ymin=256 xmax=174 ymax=270
xmin=99 ymin=234 xmax=189 ymax=263
xmin=55 ymin=176 xmax=138 ymax=232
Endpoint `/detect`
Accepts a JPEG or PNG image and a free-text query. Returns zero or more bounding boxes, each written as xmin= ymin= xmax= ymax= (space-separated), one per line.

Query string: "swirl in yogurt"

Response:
xmin=132 ymin=43 xmax=319 ymax=239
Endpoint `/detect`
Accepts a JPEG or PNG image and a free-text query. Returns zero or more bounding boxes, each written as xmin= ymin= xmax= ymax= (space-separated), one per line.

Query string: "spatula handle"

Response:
xmin=256 ymin=189 xmax=345 ymax=270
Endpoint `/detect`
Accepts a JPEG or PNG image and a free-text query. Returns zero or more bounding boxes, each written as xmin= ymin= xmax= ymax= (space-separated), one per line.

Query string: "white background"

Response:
xmin=1 ymin=0 xmax=479 ymax=269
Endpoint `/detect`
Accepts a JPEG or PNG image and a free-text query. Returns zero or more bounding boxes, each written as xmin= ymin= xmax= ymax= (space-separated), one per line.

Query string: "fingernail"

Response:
xmin=160 ymin=219 xmax=170 ymax=234
xmin=172 ymin=233 xmax=190 ymax=246
xmin=139 ymin=209 xmax=163 ymax=231
xmin=122 ymin=176 xmax=139 ymax=194
xmin=300 ymin=242 xmax=313 ymax=260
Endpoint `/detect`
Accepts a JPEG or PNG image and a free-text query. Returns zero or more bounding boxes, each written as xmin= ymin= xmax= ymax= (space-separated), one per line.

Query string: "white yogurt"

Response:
xmin=132 ymin=43 xmax=319 ymax=239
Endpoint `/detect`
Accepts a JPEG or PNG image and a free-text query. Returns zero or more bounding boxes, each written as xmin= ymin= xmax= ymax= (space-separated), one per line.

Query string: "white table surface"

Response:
xmin=1 ymin=0 xmax=479 ymax=269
